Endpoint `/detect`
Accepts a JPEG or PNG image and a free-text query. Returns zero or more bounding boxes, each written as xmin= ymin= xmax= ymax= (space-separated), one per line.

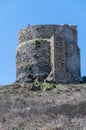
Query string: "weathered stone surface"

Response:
xmin=16 ymin=39 xmax=51 ymax=82
xmin=16 ymin=24 xmax=80 ymax=83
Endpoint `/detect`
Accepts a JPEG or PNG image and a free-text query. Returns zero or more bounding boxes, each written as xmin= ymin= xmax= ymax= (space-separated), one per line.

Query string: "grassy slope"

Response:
xmin=0 ymin=83 xmax=86 ymax=130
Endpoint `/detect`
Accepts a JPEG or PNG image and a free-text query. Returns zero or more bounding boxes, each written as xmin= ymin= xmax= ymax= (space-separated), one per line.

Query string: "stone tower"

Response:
xmin=16 ymin=24 xmax=80 ymax=84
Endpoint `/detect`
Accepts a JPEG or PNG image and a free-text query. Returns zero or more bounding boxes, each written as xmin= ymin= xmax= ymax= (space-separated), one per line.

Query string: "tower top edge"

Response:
xmin=19 ymin=24 xmax=77 ymax=32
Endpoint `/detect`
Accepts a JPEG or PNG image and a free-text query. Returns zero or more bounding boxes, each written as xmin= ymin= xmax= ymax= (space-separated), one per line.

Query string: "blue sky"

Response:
xmin=0 ymin=0 xmax=86 ymax=85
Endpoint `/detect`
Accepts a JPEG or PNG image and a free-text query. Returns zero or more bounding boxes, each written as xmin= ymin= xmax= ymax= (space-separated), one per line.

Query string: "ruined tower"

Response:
xmin=16 ymin=24 xmax=80 ymax=84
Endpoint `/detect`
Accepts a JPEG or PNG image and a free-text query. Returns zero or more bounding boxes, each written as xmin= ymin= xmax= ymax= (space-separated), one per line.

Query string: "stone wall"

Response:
xmin=16 ymin=24 xmax=80 ymax=83
xmin=65 ymin=44 xmax=80 ymax=83
xmin=18 ymin=25 xmax=64 ymax=44
xmin=16 ymin=39 xmax=51 ymax=82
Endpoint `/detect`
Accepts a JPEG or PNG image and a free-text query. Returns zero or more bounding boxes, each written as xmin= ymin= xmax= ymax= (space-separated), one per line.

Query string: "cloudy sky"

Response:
xmin=0 ymin=0 xmax=86 ymax=85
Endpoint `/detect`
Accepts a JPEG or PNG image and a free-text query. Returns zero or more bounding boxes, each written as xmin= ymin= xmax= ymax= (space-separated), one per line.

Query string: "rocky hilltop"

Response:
xmin=0 ymin=83 xmax=86 ymax=130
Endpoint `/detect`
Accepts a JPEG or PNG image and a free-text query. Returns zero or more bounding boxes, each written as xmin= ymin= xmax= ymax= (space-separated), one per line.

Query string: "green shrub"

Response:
xmin=35 ymin=39 xmax=41 ymax=48
xmin=34 ymin=38 xmax=45 ymax=49
xmin=56 ymin=84 xmax=64 ymax=90
xmin=40 ymin=82 xmax=51 ymax=89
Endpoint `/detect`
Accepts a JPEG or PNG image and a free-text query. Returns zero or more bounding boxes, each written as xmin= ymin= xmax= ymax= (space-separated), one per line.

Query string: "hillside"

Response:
xmin=0 ymin=83 xmax=86 ymax=130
